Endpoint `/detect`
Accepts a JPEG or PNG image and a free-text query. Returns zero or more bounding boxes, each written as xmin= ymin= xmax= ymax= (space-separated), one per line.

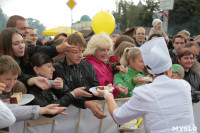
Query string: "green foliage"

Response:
xmin=0 ymin=8 xmax=8 ymax=32
xmin=112 ymin=0 xmax=159 ymax=31
xmin=168 ymin=0 xmax=200 ymax=36
xmin=26 ymin=18 xmax=46 ymax=37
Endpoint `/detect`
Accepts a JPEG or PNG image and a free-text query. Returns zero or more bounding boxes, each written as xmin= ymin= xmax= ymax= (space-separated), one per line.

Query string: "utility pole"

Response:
xmin=66 ymin=0 xmax=77 ymax=34
xmin=163 ymin=10 xmax=169 ymax=33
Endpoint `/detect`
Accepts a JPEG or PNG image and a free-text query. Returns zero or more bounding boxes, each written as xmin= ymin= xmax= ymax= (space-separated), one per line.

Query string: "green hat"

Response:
xmin=172 ymin=64 xmax=185 ymax=77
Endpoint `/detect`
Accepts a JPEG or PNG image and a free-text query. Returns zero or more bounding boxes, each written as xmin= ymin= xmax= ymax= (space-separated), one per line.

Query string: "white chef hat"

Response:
xmin=140 ymin=37 xmax=172 ymax=75
xmin=152 ymin=19 xmax=162 ymax=27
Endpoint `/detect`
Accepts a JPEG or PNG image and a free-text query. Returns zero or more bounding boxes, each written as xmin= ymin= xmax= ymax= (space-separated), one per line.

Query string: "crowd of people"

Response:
xmin=0 ymin=14 xmax=199 ymax=132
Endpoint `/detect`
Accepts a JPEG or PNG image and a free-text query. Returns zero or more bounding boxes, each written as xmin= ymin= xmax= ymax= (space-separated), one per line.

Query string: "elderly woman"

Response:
xmin=114 ymin=47 xmax=148 ymax=98
xmin=84 ymin=33 xmax=128 ymax=98
xmin=177 ymin=48 xmax=200 ymax=103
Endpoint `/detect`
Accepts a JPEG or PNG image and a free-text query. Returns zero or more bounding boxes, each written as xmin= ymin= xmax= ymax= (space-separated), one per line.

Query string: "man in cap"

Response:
xmin=171 ymin=64 xmax=185 ymax=79
xmin=94 ymin=37 xmax=197 ymax=132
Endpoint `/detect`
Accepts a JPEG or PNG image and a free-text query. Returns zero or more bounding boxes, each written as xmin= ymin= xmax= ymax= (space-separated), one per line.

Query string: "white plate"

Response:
xmin=89 ymin=86 xmax=114 ymax=94
xmin=8 ymin=94 xmax=35 ymax=106
xmin=143 ymin=77 xmax=153 ymax=82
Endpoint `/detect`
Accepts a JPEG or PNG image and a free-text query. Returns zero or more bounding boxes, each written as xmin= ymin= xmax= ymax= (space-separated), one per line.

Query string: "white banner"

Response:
xmin=159 ymin=0 xmax=174 ymax=10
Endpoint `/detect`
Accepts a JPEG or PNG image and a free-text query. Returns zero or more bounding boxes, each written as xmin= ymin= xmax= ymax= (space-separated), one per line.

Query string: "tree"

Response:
xmin=112 ymin=0 xmax=159 ymax=31
xmin=0 ymin=8 xmax=8 ymax=32
xmin=168 ymin=0 xmax=200 ymax=36
xmin=26 ymin=18 xmax=46 ymax=37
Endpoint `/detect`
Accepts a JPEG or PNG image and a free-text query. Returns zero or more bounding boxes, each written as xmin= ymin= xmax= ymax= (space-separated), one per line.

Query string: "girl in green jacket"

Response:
xmin=114 ymin=47 xmax=149 ymax=98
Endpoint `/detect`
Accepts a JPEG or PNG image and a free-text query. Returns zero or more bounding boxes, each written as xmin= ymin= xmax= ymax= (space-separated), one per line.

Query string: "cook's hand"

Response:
xmin=116 ymin=84 xmax=128 ymax=95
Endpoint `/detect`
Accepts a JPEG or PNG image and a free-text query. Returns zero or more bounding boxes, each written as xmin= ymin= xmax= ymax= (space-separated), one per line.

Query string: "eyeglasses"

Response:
xmin=98 ymin=49 xmax=111 ymax=54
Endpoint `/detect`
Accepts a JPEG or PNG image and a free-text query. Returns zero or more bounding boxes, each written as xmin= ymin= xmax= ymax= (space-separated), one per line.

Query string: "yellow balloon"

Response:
xmin=92 ymin=11 xmax=116 ymax=35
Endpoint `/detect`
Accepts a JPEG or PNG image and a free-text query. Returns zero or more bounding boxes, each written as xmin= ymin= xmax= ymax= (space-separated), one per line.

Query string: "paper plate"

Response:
xmin=89 ymin=86 xmax=114 ymax=94
xmin=8 ymin=94 xmax=35 ymax=106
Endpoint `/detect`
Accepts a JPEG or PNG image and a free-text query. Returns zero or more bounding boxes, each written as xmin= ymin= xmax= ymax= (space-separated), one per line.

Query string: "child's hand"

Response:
xmin=117 ymin=65 xmax=128 ymax=73
xmin=133 ymin=76 xmax=149 ymax=84
xmin=0 ymin=83 xmax=5 ymax=94
xmin=2 ymin=98 xmax=10 ymax=103
xmin=116 ymin=84 xmax=128 ymax=95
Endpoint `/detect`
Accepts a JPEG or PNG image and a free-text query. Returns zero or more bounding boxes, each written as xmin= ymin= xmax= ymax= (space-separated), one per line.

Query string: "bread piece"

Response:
xmin=96 ymin=86 xmax=109 ymax=90
xmin=10 ymin=92 xmax=23 ymax=104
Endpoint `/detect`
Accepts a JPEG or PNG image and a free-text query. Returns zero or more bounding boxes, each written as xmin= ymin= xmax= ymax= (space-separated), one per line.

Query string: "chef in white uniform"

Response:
xmin=94 ymin=37 xmax=197 ymax=133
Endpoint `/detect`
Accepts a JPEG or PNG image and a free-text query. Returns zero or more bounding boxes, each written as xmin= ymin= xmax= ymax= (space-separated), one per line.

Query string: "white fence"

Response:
xmin=9 ymin=98 xmax=200 ymax=133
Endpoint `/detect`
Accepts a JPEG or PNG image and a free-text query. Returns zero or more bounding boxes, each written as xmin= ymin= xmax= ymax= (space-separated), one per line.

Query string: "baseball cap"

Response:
xmin=172 ymin=64 xmax=185 ymax=77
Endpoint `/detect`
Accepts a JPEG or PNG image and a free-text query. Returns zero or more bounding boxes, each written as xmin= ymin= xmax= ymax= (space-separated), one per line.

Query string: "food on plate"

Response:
xmin=10 ymin=92 xmax=23 ymax=104
xmin=143 ymin=75 xmax=153 ymax=82
xmin=96 ymin=86 xmax=109 ymax=90
xmin=119 ymin=119 xmax=138 ymax=129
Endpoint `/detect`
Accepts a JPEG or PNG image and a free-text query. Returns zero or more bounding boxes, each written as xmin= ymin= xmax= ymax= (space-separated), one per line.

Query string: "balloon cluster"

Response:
xmin=92 ymin=11 xmax=116 ymax=35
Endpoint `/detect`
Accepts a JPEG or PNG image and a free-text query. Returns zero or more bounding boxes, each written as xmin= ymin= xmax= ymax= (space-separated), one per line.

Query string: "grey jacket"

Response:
xmin=7 ymin=104 xmax=40 ymax=122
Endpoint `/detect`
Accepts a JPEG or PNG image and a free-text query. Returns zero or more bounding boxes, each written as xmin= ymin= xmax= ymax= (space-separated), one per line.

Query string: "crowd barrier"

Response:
xmin=10 ymin=98 xmax=133 ymax=133
xmin=9 ymin=98 xmax=200 ymax=133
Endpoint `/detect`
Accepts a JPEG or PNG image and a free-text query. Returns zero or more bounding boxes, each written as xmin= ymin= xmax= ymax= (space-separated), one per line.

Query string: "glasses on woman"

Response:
xmin=98 ymin=49 xmax=111 ymax=54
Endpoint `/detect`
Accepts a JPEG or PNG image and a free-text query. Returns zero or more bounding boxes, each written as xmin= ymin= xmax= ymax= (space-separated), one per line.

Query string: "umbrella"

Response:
xmin=42 ymin=26 xmax=83 ymax=36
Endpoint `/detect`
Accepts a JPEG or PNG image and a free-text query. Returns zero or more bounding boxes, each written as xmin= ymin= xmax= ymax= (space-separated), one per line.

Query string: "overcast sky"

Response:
xmin=1 ymin=0 xmax=142 ymax=29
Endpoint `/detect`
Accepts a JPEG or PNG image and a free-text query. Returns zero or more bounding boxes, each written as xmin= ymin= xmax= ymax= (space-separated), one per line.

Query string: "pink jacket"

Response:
xmin=85 ymin=56 xmax=119 ymax=98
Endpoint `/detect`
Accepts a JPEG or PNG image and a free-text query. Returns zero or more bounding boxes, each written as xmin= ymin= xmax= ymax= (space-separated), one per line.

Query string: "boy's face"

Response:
xmin=0 ymin=72 xmax=18 ymax=93
xmin=171 ymin=72 xmax=183 ymax=79
xmin=65 ymin=44 xmax=85 ymax=66
xmin=172 ymin=38 xmax=185 ymax=53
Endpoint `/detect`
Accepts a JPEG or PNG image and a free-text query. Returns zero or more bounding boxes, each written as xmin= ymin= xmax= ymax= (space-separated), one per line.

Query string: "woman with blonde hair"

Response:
xmin=84 ymin=33 xmax=128 ymax=98
xmin=114 ymin=47 xmax=148 ymax=98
